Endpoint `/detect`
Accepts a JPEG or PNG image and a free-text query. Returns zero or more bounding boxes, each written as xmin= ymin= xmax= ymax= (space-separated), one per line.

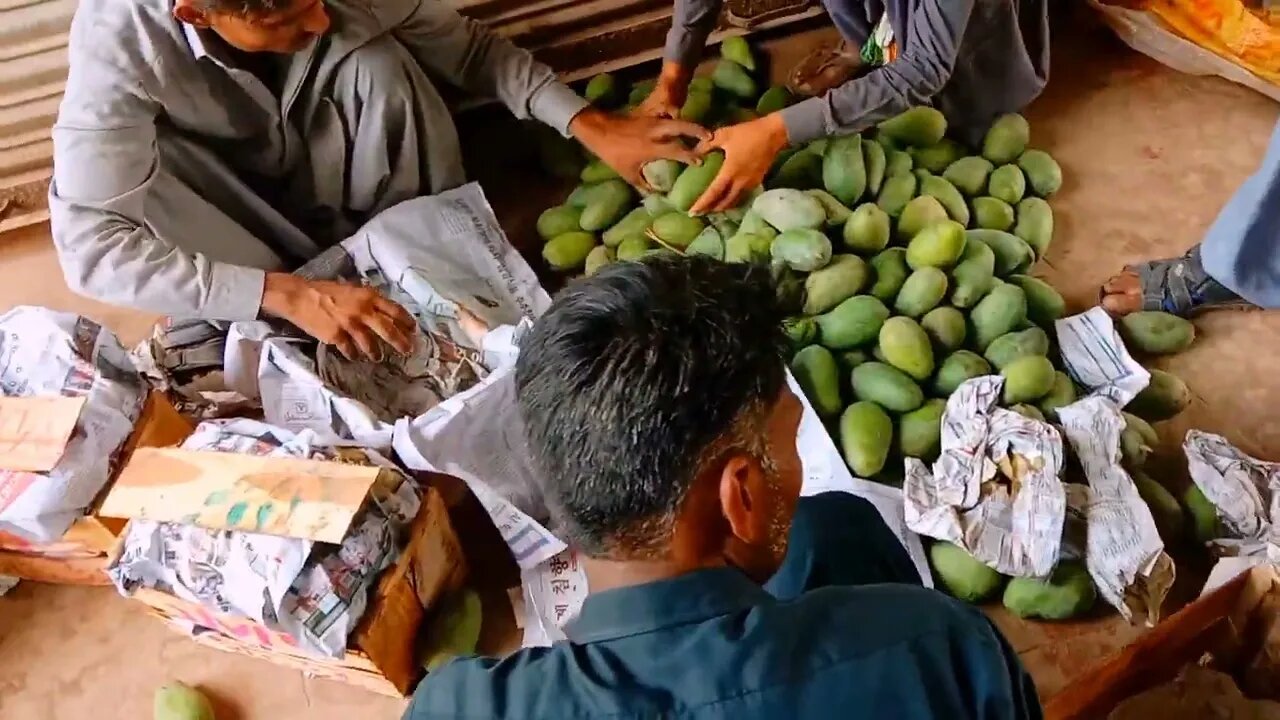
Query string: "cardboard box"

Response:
xmin=104 ymin=446 xmax=469 ymax=697
xmin=1045 ymin=564 xmax=1280 ymax=719
xmin=0 ymin=391 xmax=191 ymax=584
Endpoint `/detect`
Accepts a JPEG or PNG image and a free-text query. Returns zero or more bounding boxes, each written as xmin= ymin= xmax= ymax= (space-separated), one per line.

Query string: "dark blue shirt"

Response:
xmin=406 ymin=493 xmax=1041 ymax=719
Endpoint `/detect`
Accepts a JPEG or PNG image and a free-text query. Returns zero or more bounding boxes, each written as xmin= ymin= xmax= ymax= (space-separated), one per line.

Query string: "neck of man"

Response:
xmin=581 ymin=553 xmax=727 ymax=595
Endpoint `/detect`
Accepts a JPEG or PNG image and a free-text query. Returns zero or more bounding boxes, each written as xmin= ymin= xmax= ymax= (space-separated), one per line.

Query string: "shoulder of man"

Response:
xmin=403 ymin=646 xmax=566 ymax=720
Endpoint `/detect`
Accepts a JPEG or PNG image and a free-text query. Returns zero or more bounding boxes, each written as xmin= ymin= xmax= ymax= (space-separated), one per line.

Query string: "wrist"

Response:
xmin=261 ymin=272 xmax=305 ymax=320
xmin=657 ymin=62 xmax=692 ymax=90
xmin=759 ymin=112 xmax=791 ymax=152
xmin=568 ymin=106 xmax=608 ymax=141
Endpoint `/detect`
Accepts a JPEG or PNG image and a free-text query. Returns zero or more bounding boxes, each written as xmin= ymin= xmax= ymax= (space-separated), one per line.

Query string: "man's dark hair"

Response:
xmin=515 ymin=256 xmax=789 ymax=559
xmin=200 ymin=0 xmax=288 ymax=16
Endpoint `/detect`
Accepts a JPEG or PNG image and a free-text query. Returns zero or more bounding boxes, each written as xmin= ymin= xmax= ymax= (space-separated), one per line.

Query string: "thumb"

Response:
xmin=650 ymin=118 xmax=712 ymax=143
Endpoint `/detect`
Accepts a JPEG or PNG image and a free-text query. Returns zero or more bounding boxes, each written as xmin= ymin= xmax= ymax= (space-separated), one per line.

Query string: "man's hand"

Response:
xmin=261 ymin=273 xmax=416 ymax=361
xmin=570 ymin=107 xmax=710 ymax=189
xmin=633 ymin=62 xmax=692 ymax=119
xmin=689 ymin=113 xmax=791 ymax=215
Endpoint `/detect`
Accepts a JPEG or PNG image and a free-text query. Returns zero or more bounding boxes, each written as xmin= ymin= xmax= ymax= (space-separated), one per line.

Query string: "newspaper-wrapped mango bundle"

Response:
xmin=107 ymin=419 xmax=422 ymax=658
xmin=0 ymin=306 xmax=148 ymax=542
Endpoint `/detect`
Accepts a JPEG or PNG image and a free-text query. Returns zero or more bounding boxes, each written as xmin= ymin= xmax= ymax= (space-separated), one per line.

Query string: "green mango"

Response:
xmin=642 ymin=159 xmax=684 ymax=193
xmin=982 ymin=113 xmax=1030 ymax=165
xmin=868 ymin=248 xmax=910 ymax=302
xmin=932 ymin=350 xmax=992 ymax=397
xmin=720 ymin=35 xmax=757 ymax=71
xmin=669 ymin=152 xmax=726 ymax=212
xmin=1014 ymin=197 xmax=1054 ymax=258
xmin=911 ymin=138 xmax=966 ymax=174
xmin=1128 ymin=369 xmax=1192 ymax=421
xmin=965 ymin=229 xmax=1034 ymax=278
xmin=852 ymin=362 xmax=925 ymax=413
xmin=876 ymin=172 xmax=919 ymax=217
xmin=1002 ymin=562 xmax=1096 ymax=620
xmin=949 ymin=237 xmax=997 ymax=309
xmin=616 ymin=235 xmax=653 ymax=261
xmin=804 ymin=255 xmax=870 ymax=314
xmin=906 ymin=220 xmax=967 ymax=270
xmin=823 ymin=134 xmax=868 ymax=205
xmin=840 ymin=401 xmax=894 ymax=476
xmin=920 ymin=174 xmax=971 ymax=226
xmin=879 ymin=316 xmax=935 ymax=381
xmin=899 ymin=398 xmax=947 ymax=460
xmin=628 ymin=79 xmax=656 ymax=105
xmin=422 ymin=589 xmax=484 ymax=671
xmin=921 ymin=306 xmax=967 ymax=352
xmin=756 ymin=85 xmax=793 ymax=114
xmin=712 ymin=59 xmax=758 ymax=100
xmin=844 ymin=203 xmax=892 ymax=255
xmin=581 ymin=158 xmax=621 ymax=183
xmin=1009 ymin=404 xmax=1046 ymax=422
xmin=943 ymin=156 xmax=995 ymax=197
xmin=931 ymin=542 xmax=1005 ymax=602
xmin=988 ymin=164 xmax=1027 ymax=205
xmin=806 ymin=189 xmax=853 ymax=228
xmin=793 ymin=345 xmax=843 ymax=419
xmin=650 ymin=212 xmax=705 ymax=248
xmin=602 ymin=207 xmax=653 ymax=248
xmin=543 ymin=231 xmax=597 ymax=271
xmin=893 ymin=267 xmax=949 ymax=318
xmin=585 ymin=73 xmax=619 ymax=106
xmin=972 ymin=197 xmax=1015 ymax=231
xmin=154 ymin=683 xmax=216 ymax=720
xmin=686 ymin=226 xmax=725 ymax=260
xmin=784 ymin=316 xmax=818 ymax=350
xmin=1009 ymin=274 xmax=1066 ymax=328
xmin=724 ymin=232 xmax=773 ymax=264
xmin=877 ymin=106 xmax=947 ymax=147
xmin=1133 ymin=470 xmax=1185 ymax=544
xmin=1184 ymin=484 xmax=1223 ymax=544
xmin=754 ymin=188 xmax=827 ymax=231
xmin=769 ymin=149 xmax=824 ymax=190
xmin=984 ymin=327 xmax=1050 ymax=370
xmin=679 ymin=89 xmax=714 ymax=123
xmin=772 ymin=228 xmax=833 ymax=272
xmin=1001 ymin=355 xmax=1056 ymax=404
xmin=885 ymin=149 xmax=914 ymax=178
xmin=584 ymin=245 xmax=614 ymax=276
xmin=537 ymin=205 xmax=584 ymax=240
xmin=1038 ymin=372 xmax=1078 ymax=418
xmin=1018 ymin=149 xmax=1064 ymax=197
xmin=896 ymin=196 xmax=950 ymax=242
xmin=863 ymin=139 xmax=888 ymax=195
xmin=817 ymin=295 xmax=890 ymax=349
xmin=970 ymin=282 xmax=1028 ymax=350
xmin=1119 ymin=311 xmax=1196 ymax=355
xmin=580 ymin=179 xmax=634 ymax=231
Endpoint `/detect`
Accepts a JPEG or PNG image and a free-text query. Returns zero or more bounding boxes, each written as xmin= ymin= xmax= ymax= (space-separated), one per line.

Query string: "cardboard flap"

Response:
xmin=99 ymin=447 xmax=382 ymax=543
xmin=0 ymin=396 xmax=86 ymax=472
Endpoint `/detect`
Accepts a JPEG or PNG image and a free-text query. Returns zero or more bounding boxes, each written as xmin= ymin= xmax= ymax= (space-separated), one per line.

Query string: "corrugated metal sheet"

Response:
xmin=0 ymin=0 xmax=819 ymax=233
xmin=0 ymin=0 xmax=75 ymax=232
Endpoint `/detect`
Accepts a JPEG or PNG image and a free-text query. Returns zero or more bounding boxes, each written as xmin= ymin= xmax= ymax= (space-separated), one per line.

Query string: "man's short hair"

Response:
xmin=515 ymin=256 xmax=789 ymax=559
xmin=199 ymin=0 xmax=288 ymax=16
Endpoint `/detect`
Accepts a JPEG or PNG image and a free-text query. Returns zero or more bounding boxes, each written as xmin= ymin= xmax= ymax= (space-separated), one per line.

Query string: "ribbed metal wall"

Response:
xmin=0 ymin=0 xmax=818 ymax=233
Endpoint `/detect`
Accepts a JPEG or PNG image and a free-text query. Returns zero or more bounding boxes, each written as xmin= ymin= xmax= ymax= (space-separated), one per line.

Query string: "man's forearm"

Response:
xmin=664 ymin=0 xmax=723 ymax=68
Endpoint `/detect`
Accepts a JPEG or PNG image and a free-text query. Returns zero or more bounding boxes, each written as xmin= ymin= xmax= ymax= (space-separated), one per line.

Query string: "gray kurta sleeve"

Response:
xmin=390 ymin=0 xmax=588 ymax=136
xmin=779 ymin=0 xmax=975 ymax=144
xmin=664 ymin=0 xmax=722 ymax=68
xmin=48 ymin=44 xmax=267 ymax=320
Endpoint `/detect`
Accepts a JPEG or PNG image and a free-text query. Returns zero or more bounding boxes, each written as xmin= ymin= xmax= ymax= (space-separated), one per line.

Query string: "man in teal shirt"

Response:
xmin=407 ymin=256 xmax=1040 ymax=719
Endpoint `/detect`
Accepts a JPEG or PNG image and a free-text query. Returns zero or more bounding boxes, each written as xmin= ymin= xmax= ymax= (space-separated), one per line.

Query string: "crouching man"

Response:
xmin=407 ymin=256 xmax=1042 ymax=719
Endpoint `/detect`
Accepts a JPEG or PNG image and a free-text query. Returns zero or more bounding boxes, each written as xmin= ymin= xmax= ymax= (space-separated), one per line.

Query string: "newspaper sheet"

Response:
xmin=1055 ymin=307 xmax=1150 ymax=407
xmin=0 ymin=306 xmax=147 ymax=541
xmin=1183 ymin=430 xmax=1280 ymax=563
xmin=903 ymin=375 xmax=1067 ymax=578
xmin=1058 ymin=398 xmax=1175 ymax=625
xmin=108 ymin=419 xmax=420 ymax=658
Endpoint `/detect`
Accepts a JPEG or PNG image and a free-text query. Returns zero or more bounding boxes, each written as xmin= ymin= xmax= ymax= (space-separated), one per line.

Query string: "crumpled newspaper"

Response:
xmin=904 ymin=375 xmax=1067 ymax=578
xmin=107 ymin=419 xmax=421 ymax=658
xmin=1184 ymin=430 xmax=1280 ymax=563
xmin=1058 ymin=397 xmax=1174 ymax=625
xmin=0 ymin=306 xmax=148 ymax=542
xmin=0 ymin=575 xmax=18 ymax=596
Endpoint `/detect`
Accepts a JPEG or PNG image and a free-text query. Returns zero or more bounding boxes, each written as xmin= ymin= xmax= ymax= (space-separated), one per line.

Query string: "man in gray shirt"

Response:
xmin=51 ymin=0 xmax=706 ymax=359
xmin=639 ymin=0 xmax=1049 ymax=214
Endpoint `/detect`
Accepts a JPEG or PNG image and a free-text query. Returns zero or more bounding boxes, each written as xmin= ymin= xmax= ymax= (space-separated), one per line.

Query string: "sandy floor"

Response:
xmin=2 ymin=8 xmax=1279 ymax=720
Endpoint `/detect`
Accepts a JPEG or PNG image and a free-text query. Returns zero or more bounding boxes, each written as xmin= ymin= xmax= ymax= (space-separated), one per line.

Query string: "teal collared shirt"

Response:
xmin=407 ymin=493 xmax=1041 ymax=719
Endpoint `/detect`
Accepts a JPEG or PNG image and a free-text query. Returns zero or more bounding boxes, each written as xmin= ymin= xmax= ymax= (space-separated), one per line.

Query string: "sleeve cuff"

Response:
xmin=663 ymin=27 xmax=707 ymax=68
xmin=208 ymin=262 xmax=267 ymax=321
xmin=779 ymin=98 xmax=830 ymax=147
xmin=530 ymin=82 xmax=591 ymax=138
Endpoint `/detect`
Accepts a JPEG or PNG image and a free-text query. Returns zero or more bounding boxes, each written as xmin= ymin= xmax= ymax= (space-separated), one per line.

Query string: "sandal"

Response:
xmin=1106 ymin=245 xmax=1256 ymax=317
xmin=787 ymin=40 xmax=864 ymax=98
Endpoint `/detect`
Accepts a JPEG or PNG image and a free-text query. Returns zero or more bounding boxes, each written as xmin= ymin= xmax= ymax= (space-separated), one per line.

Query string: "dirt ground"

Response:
xmin=2 ymin=8 xmax=1278 ymax=720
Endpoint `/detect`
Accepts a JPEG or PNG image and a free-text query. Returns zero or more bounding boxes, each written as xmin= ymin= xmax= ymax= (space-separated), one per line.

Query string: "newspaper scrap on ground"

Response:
xmin=1184 ymin=430 xmax=1280 ymax=565
xmin=0 ymin=575 xmax=18 ymax=596
xmin=904 ymin=376 xmax=1067 ymax=578
xmin=0 ymin=306 xmax=148 ymax=542
xmin=107 ymin=419 xmax=421 ymax=658
xmin=1057 ymin=308 xmax=1176 ymax=624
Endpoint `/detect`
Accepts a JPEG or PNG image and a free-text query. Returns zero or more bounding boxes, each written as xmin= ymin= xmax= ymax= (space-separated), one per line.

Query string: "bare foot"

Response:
xmin=1100 ymin=270 xmax=1144 ymax=315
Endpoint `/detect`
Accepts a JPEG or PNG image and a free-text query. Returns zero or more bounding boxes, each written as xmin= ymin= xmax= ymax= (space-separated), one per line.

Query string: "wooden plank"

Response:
xmin=100 ymin=448 xmax=381 ymax=543
xmin=0 ymin=395 xmax=84 ymax=472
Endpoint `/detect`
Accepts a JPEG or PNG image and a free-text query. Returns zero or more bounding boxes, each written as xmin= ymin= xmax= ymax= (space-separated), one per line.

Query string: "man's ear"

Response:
xmin=173 ymin=0 xmax=211 ymax=27
xmin=717 ymin=453 xmax=765 ymax=545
